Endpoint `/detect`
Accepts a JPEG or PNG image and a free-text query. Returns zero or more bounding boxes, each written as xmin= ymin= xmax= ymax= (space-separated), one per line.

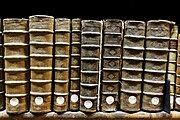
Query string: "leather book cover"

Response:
xmin=120 ymin=20 xmax=145 ymax=112
xmin=3 ymin=18 xmax=29 ymax=113
xmin=70 ymin=18 xmax=81 ymax=111
xmin=80 ymin=20 xmax=102 ymax=112
xmin=101 ymin=19 xmax=123 ymax=112
xmin=29 ymin=15 xmax=54 ymax=113
xmin=142 ymin=20 xmax=171 ymax=112
xmin=53 ymin=18 xmax=70 ymax=112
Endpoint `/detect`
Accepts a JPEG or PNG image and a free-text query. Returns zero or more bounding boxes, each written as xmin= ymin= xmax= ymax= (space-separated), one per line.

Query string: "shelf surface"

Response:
xmin=0 ymin=110 xmax=180 ymax=120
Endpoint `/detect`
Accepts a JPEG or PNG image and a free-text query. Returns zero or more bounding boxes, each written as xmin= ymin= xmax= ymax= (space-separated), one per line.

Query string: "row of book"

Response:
xmin=0 ymin=15 xmax=179 ymax=114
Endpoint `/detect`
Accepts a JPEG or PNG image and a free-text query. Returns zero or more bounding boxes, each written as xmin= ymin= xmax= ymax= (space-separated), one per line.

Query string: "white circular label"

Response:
xmin=56 ymin=96 xmax=65 ymax=105
xmin=84 ymin=100 xmax=93 ymax=109
xmin=176 ymin=98 xmax=180 ymax=105
xmin=151 ymin=97 xmax=159 ymax=105
xmin=128 ymin=96 xmax=137 ymax=104
xmin=170 ymin=96 xmax=174 ymax=104
xmin=10 ymin=98 xmax=19 ymax=106
xmin=106 ymin=96 xmax=114 ymax=105
xmin=35 ymin=97 xmax=44 ymax=105
xmin=71 ymin=94 xmax=79 ymax=103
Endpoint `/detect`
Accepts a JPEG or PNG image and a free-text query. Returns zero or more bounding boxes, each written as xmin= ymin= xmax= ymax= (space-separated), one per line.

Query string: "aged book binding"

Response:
xmin=0 ymin=19 xmax=4 ymax=110
xmin=3 ymin=18 xmax=29 ymax=113
xmin=142 ymin=20 xmax=171 ymax=112
xmin=120 ymin=20 xmax=145 ymax=112
xmin=175 ymin=34 xmax=180 ymax=110
xmin=101 ymin=19 xmax=123 ymax=112
xmin=70 ymin=18 xmax=81 ymax=111
xmin=29 ymin=15 xmax=54 ymax=113
xmin=168 ymin=22 xmax=178 ymax=110
xmin=80 ymin=20 xmax=102 ymax=112
xmin=53 ymin=18 xmax=70 ymax=112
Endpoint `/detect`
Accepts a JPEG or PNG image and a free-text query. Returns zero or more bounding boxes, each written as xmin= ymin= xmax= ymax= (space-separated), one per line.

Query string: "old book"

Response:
xmin=69 ymin=18 xmax=81 ymax=111
xmin=168 ymin=22 xmax=178 ymax=110
xmin=175 ymin=34 xmax=180 ymax=110
xmin=142 ymin=20 xmax=171 ymax=112
xmin=53 ymin=18 xmax=70 ymax=112
xmin=0 ymin=19 xmax=4 ymax=110
xmin=120 ymin=20 xmax=145 ymax=112
xmin=3 ymin=18 xmax=29 ymax=113
xmin=80 ymin=20 xmax=102 ymax=112
xmin=29 ymin=15 xmax=54 ymax=113
xmin=101 ymin=19 xmax=123 ymax=112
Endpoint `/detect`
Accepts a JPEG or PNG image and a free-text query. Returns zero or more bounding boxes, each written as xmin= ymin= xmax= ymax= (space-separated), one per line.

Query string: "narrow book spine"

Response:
xmin=120 ymin=20 xmax=145 ymax=112
xmin=142 ymin=20 xmax=171 ymax=112
xmin=3 ymin=18 xmax=29 ymax=114
xmin=101 ymin=19 xmax=123 ymax=112
xmin=29 ymin=15 xmax=54 ymax=113
xmin=0 ymin=19 xmax=4 ymax=110
xmin=69 ymin=18 xmax=81 ymax=111
xmin=80 ymin=20 xmax=102 ymax=112
xmin=53 ymin=18 xmax=70 ymax=112
xmin=175 ymin=33 xmax=180 ymax=110
xmin=168 ymin=23 xmax=178 ymax=110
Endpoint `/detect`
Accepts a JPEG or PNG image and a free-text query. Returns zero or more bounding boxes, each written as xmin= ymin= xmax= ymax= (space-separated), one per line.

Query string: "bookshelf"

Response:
xmin=1 ymin=110 xmax=180 ymax=119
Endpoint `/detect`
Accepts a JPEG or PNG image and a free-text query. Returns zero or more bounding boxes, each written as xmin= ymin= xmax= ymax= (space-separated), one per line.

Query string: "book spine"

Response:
xmin=29 ymin=15 xmax=54 ymax=113
xmin=120 ymin=20 xmax=145 ymax=112
xmin=3 ymin=18 xmax=29 ymax=113
xmin=142 ymin=20 xmax=171 ymax=112
xmin=69 ymin=18 xmax=81 ymax=111
xmin=0 ymin=19 xmax=4 ymax=110
xmin=168 ymin=23 xmax=178 ymax=110
xmin=80 ymin=20 xmax=102 ymax=112
xmin=101 ymin=19 xmax=123 ymax=112
xmin=53 ymin=18 xmax=70 ymax=112
xmin=175 ymin=34 xmax=180 ymax=110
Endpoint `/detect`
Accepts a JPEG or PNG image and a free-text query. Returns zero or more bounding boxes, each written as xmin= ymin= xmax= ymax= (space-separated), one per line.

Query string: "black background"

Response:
xmin=0 ymin=1 xmax=179 ymax=29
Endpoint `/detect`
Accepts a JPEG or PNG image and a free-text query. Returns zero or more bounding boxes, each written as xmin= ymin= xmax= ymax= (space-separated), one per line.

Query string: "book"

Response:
xmin=3 ymin=18 xmax=29 ymax=113
xmin=120 ymin=20 xmax=145 ymax=112
xmin=53 ymin=18 xmax=70 ymax=112
xmin=175 ymin=34 xmax=180 ymax=110
xmin=101 ymin=19 xmax=123 ymax=112
xmin=168 ymin=22 xmax=178 ymax=110
xmin=142 ymin=20 xmax=171 ymax=112
xmin=0 ymin=19 xmax=4 ymax=110
xmin=29 ymin=15 xmax=54 ymax=113
xmin=69 ymin=18 xmax=81 ymax=111
xmin=80 ymin=20 xmax=102 ymax=112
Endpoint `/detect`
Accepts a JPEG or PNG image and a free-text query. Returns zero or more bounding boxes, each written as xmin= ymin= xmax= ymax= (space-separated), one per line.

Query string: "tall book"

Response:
xmin=80 ymin=20 xmax=102 ymax=112
xmin=69 ymin=18 xmax=81 ymax=111
xmin=175 ymin=34 xmax=180 ymax=110
xmin=53 ymin=18 xmax=70 ymax=112
xmin=142 ymin=20 xmax=171 ymax=112
xmin=120 ymin=20 xmax=145 ymax=112
xmin=101 ymin=19 xmax=123 ymax=112
xmin=0 ymin=19 xmax=4 ymax=110
xmin=29 ymin=15 xmax=54 ymax=113
xmin=168 ymin=22 xmax=178 ymax=110
xmin=3 ymin=18 xmax=29 ymax=113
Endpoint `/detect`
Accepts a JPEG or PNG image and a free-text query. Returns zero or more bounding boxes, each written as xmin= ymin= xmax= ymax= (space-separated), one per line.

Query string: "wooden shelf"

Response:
xmin=1 ymin=110 xmax=180 ymax=119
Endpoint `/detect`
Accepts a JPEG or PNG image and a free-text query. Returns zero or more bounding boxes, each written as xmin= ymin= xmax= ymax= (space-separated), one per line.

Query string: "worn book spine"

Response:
xmin=53 ymin=18 xmax=70 ymax=112
xmin=69 ymin=18 xmax=81 ymax=111
xmin=120 ymin=20 xmax=145 ymax=112
xmin=175 ymin=34 xmax=180 ymax=110
xmin=142 ymin=20 xmax=171 ymax=112
xmin=0 ymin=19 xmax=4 ymax=110
xmin=29 ymin=15 xmax=54 ymax=113
xmin=168 ymin=22 xmax=178 ymax=110
xmin=80 ymin=20 xmax=102 ymax=112
xmin=101 ymin=19 xmax=123 ymax=112
xmin=3 ymin=18 xmax=29 ymax=113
